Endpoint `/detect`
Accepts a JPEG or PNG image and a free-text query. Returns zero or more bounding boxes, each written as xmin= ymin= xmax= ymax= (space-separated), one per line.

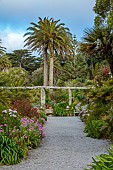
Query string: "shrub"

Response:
xmin=53 ymin=102 xmax=68 ymax=116
xmin=12 ymin=99 xmax=40 ymax=119
xmin=40 ymin=110 xmax=47 ymax=121
xmin=84 ymin=79 xmax=113 ymax=140
xmin=0 ymin=134 xmax=23 ymax=165
xmin=85 ymin=145 xmax=113 ymax=170
xmin=20 ymin=117 xmax=46 ymax=148
xmin=84 ymin=119 xmax=105 ymax=139
xmin=0 ymin=67 xmax=32 ymax=107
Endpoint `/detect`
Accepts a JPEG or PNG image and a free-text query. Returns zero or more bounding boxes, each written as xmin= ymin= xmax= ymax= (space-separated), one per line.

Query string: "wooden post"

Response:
xmin=68 ymin=88 xmax=72 ymax=106
xmin=41 ymin=88 xmax=45 ymax=108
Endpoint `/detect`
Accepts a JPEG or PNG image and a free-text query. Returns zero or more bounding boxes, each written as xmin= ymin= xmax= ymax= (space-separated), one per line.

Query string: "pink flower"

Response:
xmin=0 ymin=129 xmax=3 ymax=132
xmin=12 ymin=130 xmax=15 ymax=133
xmin=29 ymin=127 xmax=34 ymax=131
xmin=4 ymin=124 xmax=7 ymax=126
xmin=43 ymin=134 xmax=46 ymax=137
xmin=38 ymin=127 xmax=44 ymax=131
xmin=29 ymin=119 xmax=34 ymax=124
xmin=21 ymin=118 xmax=27 ymax=122
xmin=35 ymin=121 xmax=38 ymax=126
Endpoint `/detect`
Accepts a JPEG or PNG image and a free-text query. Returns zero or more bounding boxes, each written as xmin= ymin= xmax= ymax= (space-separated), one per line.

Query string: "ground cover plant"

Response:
xmin=0 ymin=108 xmax=46 ymax=165
xmin=85 ymin=145 xmax=113 ymax=170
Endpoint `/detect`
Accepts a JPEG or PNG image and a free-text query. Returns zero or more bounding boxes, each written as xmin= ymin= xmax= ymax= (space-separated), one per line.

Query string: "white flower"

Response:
xmin=2 ymin=110 xmax=7 ymax=113
xmin=12 ymin=114 xmax=17 ymax=117
xmin=13 ymin=110 xmax=17 ymax=113
xmin=9 ymin=112 xmax=12 ymax=115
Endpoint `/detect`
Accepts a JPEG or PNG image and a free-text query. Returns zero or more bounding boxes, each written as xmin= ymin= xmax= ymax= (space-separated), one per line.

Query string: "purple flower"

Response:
xmin=29 ymin=119 xmax=34 ymax=124
xmin=76 ymin=102 xmax=81 ymax=107
xmin=43 ymin=134 xmax=46 ymax=137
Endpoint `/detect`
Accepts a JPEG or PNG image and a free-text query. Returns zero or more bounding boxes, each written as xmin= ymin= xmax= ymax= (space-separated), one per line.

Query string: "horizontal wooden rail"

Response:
xmin=0 ymin=86 xmax=92 ymax=90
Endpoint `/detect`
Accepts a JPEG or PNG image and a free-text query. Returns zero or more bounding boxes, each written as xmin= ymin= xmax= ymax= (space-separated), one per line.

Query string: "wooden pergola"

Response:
xmin=1 ymin=86 xmax=92 ymax=107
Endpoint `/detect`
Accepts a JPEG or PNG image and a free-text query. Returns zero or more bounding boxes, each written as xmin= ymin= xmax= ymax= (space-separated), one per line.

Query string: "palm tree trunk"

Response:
xmin=43 ymin=48 xmax=48 ymax=86
xmin=108 ymin=58 xmax=113 ymax=76
xmin=109 ymin=63 xmax=113 ymax=76
xmin=49 ymin=56 xmax=54 ymax=86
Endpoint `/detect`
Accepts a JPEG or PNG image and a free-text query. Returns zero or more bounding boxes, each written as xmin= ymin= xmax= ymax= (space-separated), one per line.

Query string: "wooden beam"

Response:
xmin=68 ymin=89 xmax=72 ymax=106
xmin=41 ymin=88 xmax=46 ymax=108
xmin=0 ymin=86 xmax=91 ymax=90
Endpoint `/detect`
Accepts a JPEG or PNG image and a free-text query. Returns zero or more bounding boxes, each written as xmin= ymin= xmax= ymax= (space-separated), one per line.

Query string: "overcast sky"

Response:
xmin=0 ymin=0 xmax=95 ymax=53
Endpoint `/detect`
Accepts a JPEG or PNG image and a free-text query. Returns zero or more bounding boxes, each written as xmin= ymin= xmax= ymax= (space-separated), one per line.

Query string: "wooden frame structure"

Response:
xmin=0 ymin=86 xmax=91 ymax=107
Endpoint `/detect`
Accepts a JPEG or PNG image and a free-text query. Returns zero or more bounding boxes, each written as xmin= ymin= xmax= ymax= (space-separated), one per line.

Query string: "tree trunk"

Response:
xmin=108 ymin=58 xmax=113 ymax=76
xmin=109 ymin=63 xmax=113 ymax=75
xmin=43 ymin=49 xmax=48 ymax=86
xmin=49 ymin=57 xmax=54 ymax=86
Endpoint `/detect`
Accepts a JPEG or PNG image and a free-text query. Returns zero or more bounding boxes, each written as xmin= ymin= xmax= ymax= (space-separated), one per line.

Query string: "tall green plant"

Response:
xmin=0 ymin=134 xmax=23 ymax=165
xmin=85 ymin=145 xmax=113 ymax=170
xmin=84 ymin=79 xmax=113 ymax=140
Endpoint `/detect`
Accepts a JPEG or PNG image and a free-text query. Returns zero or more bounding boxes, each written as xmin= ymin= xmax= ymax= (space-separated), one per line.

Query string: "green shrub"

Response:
xmin=84 ymin=119 xmax=105 ymax=139
xmin=40 ymin=110 xmax=47 ymax=121
xmin=0 ymin=134 xmax=23 ymax=165
xmin=84 ymin=79 xmax=113 ymax=140
xmin=85 ymin=145 xmax=113 ymax=170
xmin=0 ymin=67 xmax=30 ymax=107
xmin=53 ymin=102 xmax=68 ymax=116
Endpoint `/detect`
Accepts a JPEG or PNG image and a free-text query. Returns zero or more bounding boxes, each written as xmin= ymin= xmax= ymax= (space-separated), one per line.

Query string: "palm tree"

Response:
xmin=79 ymin=27 xmax=113 ymax=77
xmin=0 ymin=39 xmax=6 ymax=56
xmin=24 ymin=17 xmax=73 ymax=86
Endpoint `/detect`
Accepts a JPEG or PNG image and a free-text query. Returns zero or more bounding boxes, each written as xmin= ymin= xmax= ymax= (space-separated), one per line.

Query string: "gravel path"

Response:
xmin=0 ymin=117 xmax=110 ymax=170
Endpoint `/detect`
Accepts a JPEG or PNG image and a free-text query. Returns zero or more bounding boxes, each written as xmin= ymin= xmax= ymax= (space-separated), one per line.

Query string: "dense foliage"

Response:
xmin=85 ymin=146 xmax=113 ymax=170
xmin=0 ymin=108 xmax=46 ymax=165
xmin=0 ymin=1 xmax=113 ymax=166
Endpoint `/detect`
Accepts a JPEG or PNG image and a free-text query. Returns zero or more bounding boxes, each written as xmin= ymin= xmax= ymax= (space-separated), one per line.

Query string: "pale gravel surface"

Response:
xmin=0 ymin=117 xmax=110 ymax=170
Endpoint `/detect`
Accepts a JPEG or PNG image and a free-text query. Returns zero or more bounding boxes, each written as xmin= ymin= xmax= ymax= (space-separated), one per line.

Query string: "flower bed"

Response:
xmin=0 ymin=109 xmax=46 ymax=165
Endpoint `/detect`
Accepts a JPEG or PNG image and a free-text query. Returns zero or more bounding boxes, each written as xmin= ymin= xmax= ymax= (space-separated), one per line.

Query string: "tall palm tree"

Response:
xmin=0 ymin=39 xmax=6 ymax=56
xmin=24 ymin=18 xmax=48 ymax=86
xmin=24 ymin=17 xmax=73 ymax=86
